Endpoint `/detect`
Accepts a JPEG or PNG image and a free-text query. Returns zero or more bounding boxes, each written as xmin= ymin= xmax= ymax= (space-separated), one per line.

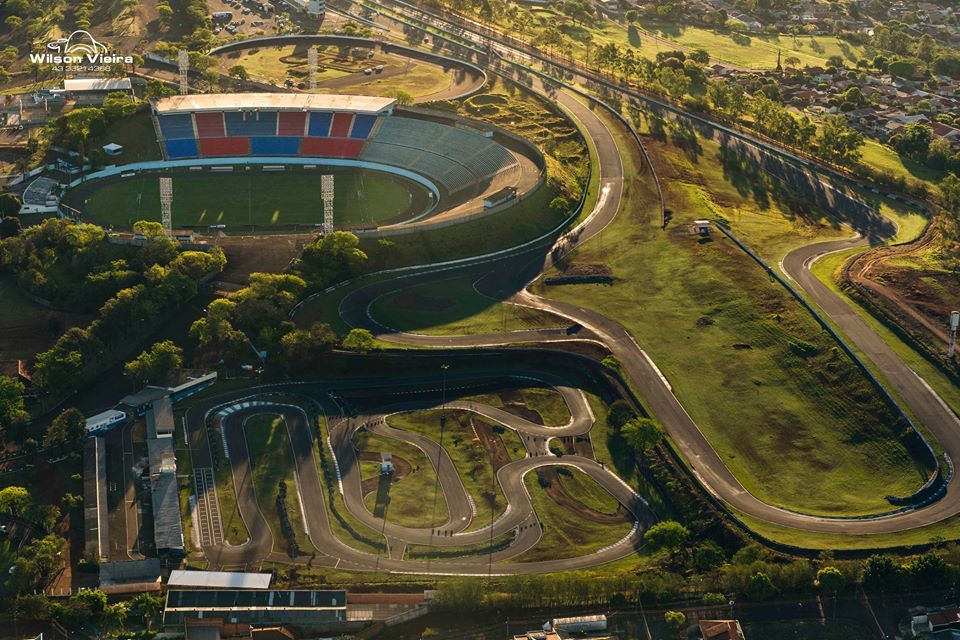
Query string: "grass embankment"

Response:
xmin=245 ymin=414 xmax=311 ymax=554
xmin=516 ymin=473 xmax=634 ymax=562
xmin=382 ymin=410 xmax=504 ymax=532
xmin=558 ymin=468 xmax=621 ymax=515
xmin=369 ymin=275 xmax=560 ymax=336
xmin=539 ymin=104 xmax=930 ymax=517
xmin=356 ymin=430 xmax=450 ymax=529
xmin=212 ymin=450 xmax=249 ymax=546
xmin=71 ymin=169 xmax=421 ymax=230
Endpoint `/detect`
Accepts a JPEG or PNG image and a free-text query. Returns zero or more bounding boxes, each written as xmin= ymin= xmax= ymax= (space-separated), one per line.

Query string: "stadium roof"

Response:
xmin=153 ymin=93 xmax=397 ymax=115
xmin=64 ymin=77 xmax=132 ymax=92
xmin=152 ymin=472 xmax=184 ymax=551
xmin=168 ymin=570 xmax=272 ymax=590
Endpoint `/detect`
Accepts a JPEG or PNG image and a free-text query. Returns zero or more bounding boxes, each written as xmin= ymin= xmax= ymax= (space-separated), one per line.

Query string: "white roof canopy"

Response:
xmin=167 ymin=569 xmax=273 ymax=589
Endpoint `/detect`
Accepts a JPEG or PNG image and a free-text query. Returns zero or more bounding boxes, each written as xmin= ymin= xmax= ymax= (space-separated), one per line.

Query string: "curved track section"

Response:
xmin=184 ymin=380 xmax=651 ymax=574
xmin=330 ymin=59 xmax=960 ymax=535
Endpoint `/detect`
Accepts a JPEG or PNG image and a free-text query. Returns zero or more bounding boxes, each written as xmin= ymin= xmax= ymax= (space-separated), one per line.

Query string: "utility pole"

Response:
xmin=949 ymin=311 xmax=959 ymax=358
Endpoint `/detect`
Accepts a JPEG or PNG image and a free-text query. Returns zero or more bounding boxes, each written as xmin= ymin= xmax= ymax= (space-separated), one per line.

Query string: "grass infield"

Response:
xmin=68 ymin=168 xmax=427 ymax=230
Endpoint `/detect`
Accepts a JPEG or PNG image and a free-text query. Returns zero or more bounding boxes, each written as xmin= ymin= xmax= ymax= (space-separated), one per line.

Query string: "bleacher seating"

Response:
xmin=153 ymin=108 xmax=519 ymax=196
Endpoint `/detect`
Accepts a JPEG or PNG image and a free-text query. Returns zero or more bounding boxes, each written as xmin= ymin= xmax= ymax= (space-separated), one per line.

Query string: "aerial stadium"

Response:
xmin=64 ymin=91 xmax=544 ymax=234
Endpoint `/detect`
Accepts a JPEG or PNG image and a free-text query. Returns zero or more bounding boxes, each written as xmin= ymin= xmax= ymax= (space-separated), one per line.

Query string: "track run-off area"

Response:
xmin=186 ymin=10 xmax=960 ymax=574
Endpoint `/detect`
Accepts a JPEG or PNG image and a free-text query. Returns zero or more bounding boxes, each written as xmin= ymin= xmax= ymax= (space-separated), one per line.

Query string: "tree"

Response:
xmin=385 ymin=89 xmax=414 ymax=106
xmin=745 ymin=571 xmax=776 ymax=601
xmin=0 ymin=486 xmax=30 ymax=516
xmin=342 ymin=328 xmax=375 ymax=353
xmin=228 ymin=64 xmax=249 ymax=81
xmin=621 ymin=417 xmax=663 ymax=452
xmin=817 ymin=116 xmax=864 ymax=165
xmin=279 ymin=323 xmax=337 ymax=372
xmin=644 ymin=520 xmax=690 ymax=559
xmin=693 ymin=542 xmax=727 ymax=571
xmin=129 ymin=593 xmax=163 ymax=630
xmin=44 ymin=408 xmax=86 ymax=452
xmin=102 ymin=92 xmax=138 ymax=118
xmin=124 ymin=340 xmax=182 ymax=386
xmin=0 ymin=375 xmax=29 ymax=435
xmin=295 ymin=231 xmax=368 ymax=287
xmin=816 ymin=565 xmax=845 ymax=618
xmin=895 ymin=122 xmax=933 ymax=159
xmin=861 ymin=554 xmax=901 ymax=592
xmin=664 ymin=610 xmax=686 ymax=636
xmin=606 ymin=399 xmax=635 ymax=430
xmin=0 ymin=192 xmax=21 ymax=217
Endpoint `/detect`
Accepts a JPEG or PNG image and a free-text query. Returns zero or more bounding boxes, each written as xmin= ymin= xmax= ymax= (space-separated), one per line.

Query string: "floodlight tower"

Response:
xmin=178 ymin=50 xmax=190 ymax=95
xmin=307 ymin=46 xmax=318 ymax=91
xmin=950 ymin=310 xmax=959 ymax=358
xmin=321 ymin=174 xmax=335 ymax=233
xmin=159 ymin=177 xmax=173 ymax=237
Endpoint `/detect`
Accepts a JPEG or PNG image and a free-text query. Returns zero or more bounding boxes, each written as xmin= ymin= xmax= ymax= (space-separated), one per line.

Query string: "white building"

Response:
xmin=279 ymin=0 xmax=324 ymax=16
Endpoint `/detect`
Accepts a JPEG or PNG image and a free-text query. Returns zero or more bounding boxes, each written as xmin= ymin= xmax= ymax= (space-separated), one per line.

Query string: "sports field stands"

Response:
xmin=151 ymin=93 xmax=519 ymax=196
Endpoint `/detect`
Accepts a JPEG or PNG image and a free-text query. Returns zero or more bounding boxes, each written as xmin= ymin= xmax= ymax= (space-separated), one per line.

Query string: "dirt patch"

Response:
xmin=559 ymin=263 xmax=613 ymax=277
xmin=214 ymin=234 xmax=308 ymax=287
xmin=472 ymin=418 xmax=512 ymax=472
xmin=495 ymin=389 xmax=545 ymax=425
xmin=358 ymin=450 xmax=412 ymax=497
xmin=540 ymin=467 xmax=631 ymax=524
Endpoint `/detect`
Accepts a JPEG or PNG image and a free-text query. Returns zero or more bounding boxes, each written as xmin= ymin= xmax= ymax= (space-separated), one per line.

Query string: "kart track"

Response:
xmin=184 ymin=16 xmax=960 ymax=574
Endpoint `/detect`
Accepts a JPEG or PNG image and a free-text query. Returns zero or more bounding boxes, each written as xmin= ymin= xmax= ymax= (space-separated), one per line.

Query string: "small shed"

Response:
xmin=380 ymin=452 xmax=394 ymax=474
xmin=692 ymin=219 xmax=712 ymax=236
xmin=102 ymin=142 xmax=123 ymax=156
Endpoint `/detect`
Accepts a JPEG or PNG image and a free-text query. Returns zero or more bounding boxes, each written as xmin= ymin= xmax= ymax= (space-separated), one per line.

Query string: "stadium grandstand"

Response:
xmin=150 ymin=93 xmax=520 ymax=197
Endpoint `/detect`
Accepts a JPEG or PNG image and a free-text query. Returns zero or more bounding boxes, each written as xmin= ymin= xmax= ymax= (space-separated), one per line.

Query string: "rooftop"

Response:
xmin=153 ymin=93 xmax=397 ymax=115
xmin=64 ymin=77 xmax=132 ymax=92
xmin=169 ymin=570 xmax=273 ymax=590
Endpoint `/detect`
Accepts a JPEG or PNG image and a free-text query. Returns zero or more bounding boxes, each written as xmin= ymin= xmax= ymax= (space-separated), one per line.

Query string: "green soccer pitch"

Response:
xmin=68 ymin=167 xmax=432 ymax=231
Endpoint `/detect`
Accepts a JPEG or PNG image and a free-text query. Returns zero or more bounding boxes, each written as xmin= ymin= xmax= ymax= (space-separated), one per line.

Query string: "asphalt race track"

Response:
xmin=186 ymin=22 xmax=960 ymax=574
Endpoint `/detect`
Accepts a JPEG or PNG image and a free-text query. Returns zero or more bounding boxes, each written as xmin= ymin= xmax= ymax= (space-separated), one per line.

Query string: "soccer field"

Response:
xmin=69 ymin=168 xmax=430 ymax=230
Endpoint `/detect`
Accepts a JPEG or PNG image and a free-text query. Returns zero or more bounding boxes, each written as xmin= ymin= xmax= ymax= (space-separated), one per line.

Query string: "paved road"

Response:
xmin=329 ymin=8 xmax=960 ymax=535
xmin=184 ymin=377 xmax=652 ymax=574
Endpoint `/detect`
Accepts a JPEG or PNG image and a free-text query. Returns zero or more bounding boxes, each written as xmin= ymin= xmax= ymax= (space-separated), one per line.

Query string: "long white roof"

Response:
xmin=167 ymin=569 xmax=272 ymax=589
xmin=154 ymin=93 xmax=396 ymax=114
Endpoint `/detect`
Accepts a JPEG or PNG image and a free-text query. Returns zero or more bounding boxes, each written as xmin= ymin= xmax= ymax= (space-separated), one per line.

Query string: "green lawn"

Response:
xmin=100 ymin=110 xmax=163 ymax=162
xmin=245 ymin=414 xmax=311 ymax=554
xmin=558 ymin=468 xmax=621 ymax=515
xmin=69 ymin=168 xmax=425 ymax=230
xmin=500 ymin=427 xmax=526 ymax=461
xmin=384 ymin=410 xmax=506 ymax=532
xmin=356 ymin=430 xmax=449 ymax=529
xmin=213 ymin=452 xmax=249 ymax=546
xmin=515 ymin=473 xmax=634 ymax=562
xmin=521 ymin=388 xmax=570 ymax=426
xmin=369 ymin=275 xmax=561 ymax=335
xmin=512 ymin=6 xmax=868 ymax=70
xmin=859 ymin=138 xmax=945 ymax=190
xmin=537 ymin=105 xmax=931 ymax=517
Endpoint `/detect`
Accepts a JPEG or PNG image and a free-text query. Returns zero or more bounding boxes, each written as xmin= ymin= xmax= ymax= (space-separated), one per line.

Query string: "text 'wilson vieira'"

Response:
xmin=29 ymin=53 xmax=135 ymax=64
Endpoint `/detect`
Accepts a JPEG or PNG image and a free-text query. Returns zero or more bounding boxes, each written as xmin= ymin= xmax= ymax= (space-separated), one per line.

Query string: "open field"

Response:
xmin=245 ymin=414 xmax=311 ymax=554
xmin=213 ymin=44 xmax=454 ymax=99
xmin=537 ymin=105 xmax=930 ymax=517
xmin=516 ymin=473 xmax=634 ymax=562
xmin=511 ymin=6 xmax=868 ymax=70
xmin=357 ymin=431 xmax=449 ymax=529
xmin=859 ymin=138 xmax=945 ymax=191
xmin=385 ymin=409 xmax=507 ymax=531
xmin=68 ymin=168 xmax=425 ymax=230
xmin=369 ymin=275 xmax=561 ymax=335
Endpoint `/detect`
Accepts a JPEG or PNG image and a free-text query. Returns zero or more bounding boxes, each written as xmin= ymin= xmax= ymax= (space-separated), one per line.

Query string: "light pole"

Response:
xmin=949 ymin=311 xmax=959 ymax=358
